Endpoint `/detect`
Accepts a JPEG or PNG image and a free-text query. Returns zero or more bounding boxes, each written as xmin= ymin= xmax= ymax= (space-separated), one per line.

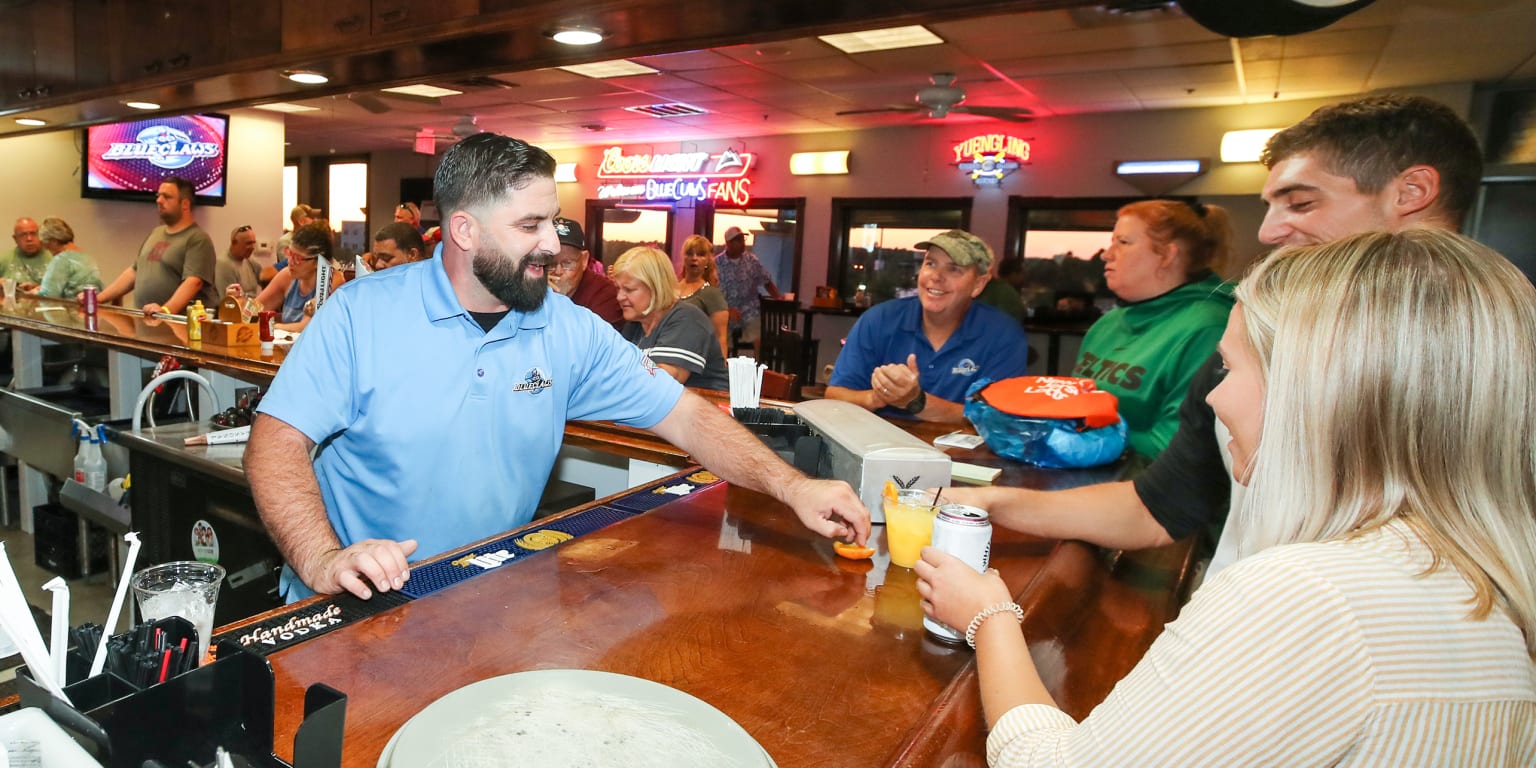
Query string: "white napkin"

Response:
xmin=727 ymin=357 xmax=764 ymax=409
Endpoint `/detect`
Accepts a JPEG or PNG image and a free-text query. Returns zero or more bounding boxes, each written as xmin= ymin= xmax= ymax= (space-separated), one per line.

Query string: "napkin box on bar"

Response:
xmin=792 ymin=399 xmax=951 ymax=524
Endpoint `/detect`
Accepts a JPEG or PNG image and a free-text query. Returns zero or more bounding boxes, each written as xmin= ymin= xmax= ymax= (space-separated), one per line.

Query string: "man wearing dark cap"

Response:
xmin=826 ymin=229 xmax=1031 ymax=421
xmin=548 ymin=217 xmax=623 ymax=329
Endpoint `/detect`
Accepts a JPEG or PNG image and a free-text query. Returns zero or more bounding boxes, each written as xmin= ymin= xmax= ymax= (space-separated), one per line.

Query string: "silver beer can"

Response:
xmin=924 ymin=504 xmax=993 ymax=643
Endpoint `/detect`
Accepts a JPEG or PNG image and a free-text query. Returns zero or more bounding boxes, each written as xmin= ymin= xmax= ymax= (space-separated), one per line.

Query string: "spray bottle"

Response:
xmin=83 ymin=426 xmax=107 ymax=491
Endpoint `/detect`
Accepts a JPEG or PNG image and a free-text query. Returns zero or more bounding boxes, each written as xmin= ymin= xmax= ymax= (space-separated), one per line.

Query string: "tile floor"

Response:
xmin=1 ymin=522 xmax=119 ymax=685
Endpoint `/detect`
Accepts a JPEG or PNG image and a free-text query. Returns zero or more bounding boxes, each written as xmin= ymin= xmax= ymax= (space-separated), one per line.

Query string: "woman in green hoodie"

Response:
xmin=1070 ymin=200 xmax=1234 ymax=458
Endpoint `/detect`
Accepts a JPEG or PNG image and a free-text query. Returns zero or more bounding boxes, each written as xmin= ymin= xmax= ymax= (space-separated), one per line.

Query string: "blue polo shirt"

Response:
xmin=258 ymin=257 xmax=683 ymax=600
xmin=829 ymin=296 xmax=1030 ymax=419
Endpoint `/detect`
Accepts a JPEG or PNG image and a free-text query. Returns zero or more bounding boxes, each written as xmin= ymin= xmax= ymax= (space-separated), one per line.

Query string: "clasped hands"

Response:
xmin=870 ymin=353 xmax=922 ymax=410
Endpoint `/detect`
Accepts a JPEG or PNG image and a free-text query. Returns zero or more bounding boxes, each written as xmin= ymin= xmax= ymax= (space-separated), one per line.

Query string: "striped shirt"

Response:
xmin=988 ymin=521 xmax=1536 ymax=766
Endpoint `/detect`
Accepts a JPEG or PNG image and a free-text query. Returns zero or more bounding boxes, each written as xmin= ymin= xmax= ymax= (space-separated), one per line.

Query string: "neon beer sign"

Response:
xmin=595 ymin=146 xmax=755 ymax=205
xmin=951 ymin=133 xmax=1030 ymax=185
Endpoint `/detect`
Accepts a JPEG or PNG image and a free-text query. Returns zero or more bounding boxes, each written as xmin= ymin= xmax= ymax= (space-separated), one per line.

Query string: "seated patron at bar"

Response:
xmin=547 ymin=217 xmax=622 ymax=329
xmin=1071 ymin=200 xmax=1234 ymax=458
xmin=612 ymin=245 xmax=731 ymax=391
xmin=676 ymin=234 xmax=730 ymax=358
xmin=237 ymin=222 xmax=346 ymax=334
xmin=939 ymin=94 xmax=1484 ymax=576
xmin=215 ymin=224 xmax=261 ymax=297
xmin=921 ymin=230 xmax=1536 ymax=763
xmin=975 ymin=256 xmax=1025 ymax=322
xmin=394 ymin=201 xmax=422 ymax=232
xmin=30 ymin=217 xmax=102 ymax=299
xmin=93 ymin=176 xmax=217 ymax=314
xmin=826 ymin=230 xmax=1030 ymax=422
xmin=266 ymin=204 xmax=321 ymax=284
xmin=369 ymin=222 xmax=426 ymax=272
xmin=245 ymin=134 xmax=869 ymax=603
xmin=5 ymin=217 xmax=52 ymax=289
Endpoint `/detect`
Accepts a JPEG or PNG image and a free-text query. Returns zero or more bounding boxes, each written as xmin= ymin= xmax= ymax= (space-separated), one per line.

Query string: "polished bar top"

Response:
xmin=0 ymin=295 xmax=289 ymax=383
xmin=258 ymin=481 xmax=1190 ymax=767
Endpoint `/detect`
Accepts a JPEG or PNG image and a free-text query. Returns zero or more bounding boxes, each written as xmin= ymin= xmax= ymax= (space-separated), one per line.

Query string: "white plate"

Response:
xmin=382 ymin=669 xmax=774 ymax=768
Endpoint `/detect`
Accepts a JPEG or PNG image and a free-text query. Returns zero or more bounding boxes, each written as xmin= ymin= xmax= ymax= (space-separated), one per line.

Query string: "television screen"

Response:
xmin=81 ymin=112 xmax=229 ymax=206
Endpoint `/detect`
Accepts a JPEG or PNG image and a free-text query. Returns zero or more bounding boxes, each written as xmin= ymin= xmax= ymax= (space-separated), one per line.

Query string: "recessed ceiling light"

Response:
xmin=252 ymin=102 xmax=322 ymax=113
xmin=818 ymin=25 xmax=942 ymax=54
xmin=284 ymin=70 xmax=330 ymax=85
xmin=124 ymin=100 xmax=160 ymax=110
xmin=15 ymin=118 xmax=46 ymax=127
xmin=381 ymin=84 xmax=464 ymax=98
xmin=558 ymin=59 xmax=658 ymax=79
xmin=550 ymin=26 xmax=604 ymax=46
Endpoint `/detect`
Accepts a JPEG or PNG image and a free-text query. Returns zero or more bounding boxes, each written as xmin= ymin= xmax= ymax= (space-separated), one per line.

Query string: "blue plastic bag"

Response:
xmin=963 ymin=378 xmax=1127 ymax=468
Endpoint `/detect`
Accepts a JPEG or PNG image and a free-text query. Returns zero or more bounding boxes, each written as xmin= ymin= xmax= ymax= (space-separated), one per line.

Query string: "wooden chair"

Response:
xmin=760 ymin=369 xmax=799 ymax=402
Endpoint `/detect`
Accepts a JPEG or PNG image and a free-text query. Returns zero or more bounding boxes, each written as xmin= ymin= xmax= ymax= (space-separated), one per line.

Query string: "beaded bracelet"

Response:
xmin=964 ymin=602 xmax=1024 ymax=649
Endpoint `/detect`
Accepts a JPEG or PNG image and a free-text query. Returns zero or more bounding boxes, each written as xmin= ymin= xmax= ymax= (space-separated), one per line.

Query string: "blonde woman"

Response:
xmin=921 ymin=230 xmax=1536 ymax=765
xmin=611 ymin=246 xmax=730 ymax=391
xmin=676 ymin=234 xmax=730 ymax=358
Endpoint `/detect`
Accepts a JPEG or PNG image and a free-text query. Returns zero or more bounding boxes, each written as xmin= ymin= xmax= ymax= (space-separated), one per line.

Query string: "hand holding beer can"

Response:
xmin=82 ymin=286 xmax=98 ymax=315
xmin=923 ymin=504 xmax=993 ymax=643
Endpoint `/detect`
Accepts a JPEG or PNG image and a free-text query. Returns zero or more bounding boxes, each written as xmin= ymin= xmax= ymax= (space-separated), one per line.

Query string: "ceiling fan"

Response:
xmin=412 ymin=115 xmax=482 ymax=152
xmin=836 ymin=73 xmax=1034 ymax=122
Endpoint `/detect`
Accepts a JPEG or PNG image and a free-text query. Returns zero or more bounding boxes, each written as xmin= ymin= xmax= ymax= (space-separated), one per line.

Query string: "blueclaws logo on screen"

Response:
xmin=101 ymin=125 xmax=220 ymax=171
xmin=513 ymin=367 xmax=553 ymax=394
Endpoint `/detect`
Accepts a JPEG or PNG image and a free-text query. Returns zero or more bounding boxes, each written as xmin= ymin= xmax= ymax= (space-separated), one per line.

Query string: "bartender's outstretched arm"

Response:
xmin=649 ymin=391 xmax=872 ymax=546
xmin=245 ymin=414 xmax=418 ymax=599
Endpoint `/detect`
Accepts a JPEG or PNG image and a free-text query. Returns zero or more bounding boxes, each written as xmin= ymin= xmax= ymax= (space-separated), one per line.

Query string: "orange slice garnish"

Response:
xmin=833 ymin=540 xmax=876 ymax=560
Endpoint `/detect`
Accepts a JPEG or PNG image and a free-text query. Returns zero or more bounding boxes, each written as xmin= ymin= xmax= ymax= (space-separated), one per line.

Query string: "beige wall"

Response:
xmin=0 ymin=109 xmax=287 ymax=304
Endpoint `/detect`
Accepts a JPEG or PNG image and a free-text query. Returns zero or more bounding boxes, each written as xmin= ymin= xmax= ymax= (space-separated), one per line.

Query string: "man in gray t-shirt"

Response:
xmin=95 ymin=176 xmax=216 ymax=314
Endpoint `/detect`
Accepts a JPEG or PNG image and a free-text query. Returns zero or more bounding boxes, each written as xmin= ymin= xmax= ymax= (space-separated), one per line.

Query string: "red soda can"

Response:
xmin=82 ymin=286 xmax=98 ymax=315
xmin=258 ymin=310 xmax=277 ymax=342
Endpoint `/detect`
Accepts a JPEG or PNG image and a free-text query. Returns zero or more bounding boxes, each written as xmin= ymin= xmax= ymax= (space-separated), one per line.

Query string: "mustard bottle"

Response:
xmin=187 ymin=300 xmax=205 ymax=342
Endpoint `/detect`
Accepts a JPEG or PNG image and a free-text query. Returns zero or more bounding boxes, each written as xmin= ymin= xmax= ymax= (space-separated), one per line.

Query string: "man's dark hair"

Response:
xmin=1260 ymin=95 xmax=1483 ymax=222
xmin=291 ymin=221 xmax=334 ymax=260
xmin=433 ymin=133 xmax=556 ymax=219
xmin=161 ymin=176 xmax=196 ymax=205
xmin=374 ymin=221 xmax=425 ymax=254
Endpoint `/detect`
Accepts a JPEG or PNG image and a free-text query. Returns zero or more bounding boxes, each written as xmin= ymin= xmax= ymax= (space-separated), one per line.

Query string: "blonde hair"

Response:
xmin=610 ymin=246 xmax=677 ymax=316
xmin=1118 ymin=199 xmax=1232 ymax=277
xmin=679 ymin=234 xmax=717 ymax=283
xmin=1235 ymin=229 xmax=1536 ymax=656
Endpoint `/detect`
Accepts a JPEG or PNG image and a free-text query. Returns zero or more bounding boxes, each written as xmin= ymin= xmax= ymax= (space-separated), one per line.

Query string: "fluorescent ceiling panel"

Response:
xmin=818 ymin=25 xmax=942 ymax=54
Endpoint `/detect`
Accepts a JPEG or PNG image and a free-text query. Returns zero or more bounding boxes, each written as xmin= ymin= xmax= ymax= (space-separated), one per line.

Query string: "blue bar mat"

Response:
xmin=607 ymin=470 xmax=724 ymax=514
xmin=401 ymin=505 xmax=638 ymax=598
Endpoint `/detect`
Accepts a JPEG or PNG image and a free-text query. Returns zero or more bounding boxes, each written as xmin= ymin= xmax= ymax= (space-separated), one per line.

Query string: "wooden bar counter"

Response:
xmin=251 ymin=467 xmax=1190 ymax=767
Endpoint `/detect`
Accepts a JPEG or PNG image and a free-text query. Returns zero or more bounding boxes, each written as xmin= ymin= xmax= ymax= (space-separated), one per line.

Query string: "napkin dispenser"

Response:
xmin=793 ymin=399 xmax=951 ymax=523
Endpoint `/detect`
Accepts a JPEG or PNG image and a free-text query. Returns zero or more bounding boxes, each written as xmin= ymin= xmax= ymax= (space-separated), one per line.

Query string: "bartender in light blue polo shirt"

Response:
xmin=248 ymin=134 xmax=870 ymax=603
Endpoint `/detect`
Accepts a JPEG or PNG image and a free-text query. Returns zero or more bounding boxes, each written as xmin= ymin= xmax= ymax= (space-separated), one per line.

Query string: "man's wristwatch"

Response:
xmin=904 ymin=388 xmax=927 ymax=415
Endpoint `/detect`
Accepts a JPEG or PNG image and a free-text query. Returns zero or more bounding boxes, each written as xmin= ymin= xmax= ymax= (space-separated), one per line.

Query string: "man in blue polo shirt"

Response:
xmin=826 ymin=230 xmax=1030 ymax=422
xmin=247 ymin=133 xmax=870 ymax=603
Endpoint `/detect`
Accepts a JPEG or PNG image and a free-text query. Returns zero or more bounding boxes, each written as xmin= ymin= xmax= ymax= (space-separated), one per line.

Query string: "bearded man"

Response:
xmin=246 ymin=133 xmax=871 ymax=603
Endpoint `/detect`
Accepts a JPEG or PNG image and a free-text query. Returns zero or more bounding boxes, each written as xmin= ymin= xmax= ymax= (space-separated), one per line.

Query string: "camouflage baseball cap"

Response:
xmin=914 ymin=229 xmax=994 ymax=273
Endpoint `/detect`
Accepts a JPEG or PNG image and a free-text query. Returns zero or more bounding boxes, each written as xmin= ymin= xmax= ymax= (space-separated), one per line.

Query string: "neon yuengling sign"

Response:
xmin=595 ymin=145 xmax=755 ymax=205
xmin=951 ymin=133 xmax=1031 ymax=186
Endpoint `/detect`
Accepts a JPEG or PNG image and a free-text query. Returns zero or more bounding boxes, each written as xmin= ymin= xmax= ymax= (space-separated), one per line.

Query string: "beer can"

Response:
xmin=82 ymin=286 xmax=97 ymax=315
xmin=257 ymin=310 xmax=277 ymax=342
xmin=923 ymin=504 xmax=992 ymax=643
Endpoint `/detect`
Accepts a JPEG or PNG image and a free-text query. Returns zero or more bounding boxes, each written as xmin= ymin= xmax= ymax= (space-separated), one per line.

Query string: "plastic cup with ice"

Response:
xmin=131 ymin=561 xmax=225 ymax=664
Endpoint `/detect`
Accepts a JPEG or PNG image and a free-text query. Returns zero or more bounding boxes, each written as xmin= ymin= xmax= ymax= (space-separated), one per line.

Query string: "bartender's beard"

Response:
xmin=472 ymin=241 xmax=550 ymax=313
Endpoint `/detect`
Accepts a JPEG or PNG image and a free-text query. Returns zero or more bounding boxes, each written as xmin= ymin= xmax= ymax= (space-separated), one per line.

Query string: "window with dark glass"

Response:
xmin=828 ymin=198 xmax=971 ymax=307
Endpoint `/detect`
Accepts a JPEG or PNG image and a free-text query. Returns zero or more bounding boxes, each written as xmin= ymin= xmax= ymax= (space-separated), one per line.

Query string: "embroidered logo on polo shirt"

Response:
xmin=952 ymin=358 xmax=980 ymax=376
xmin=514 ymin=367 xmax=553 ymax=394
xmin=640 ymin=357 xmax=658 ymax=376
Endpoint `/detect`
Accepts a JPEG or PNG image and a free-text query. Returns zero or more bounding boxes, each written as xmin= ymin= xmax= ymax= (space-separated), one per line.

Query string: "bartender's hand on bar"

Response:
xmin=307 ymin=538 xmax=419 ymax=600
xmin=142 ymin=302 xmax=166 ymax=316
xmin=782 ymin=476 xmax=872 ymax=546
